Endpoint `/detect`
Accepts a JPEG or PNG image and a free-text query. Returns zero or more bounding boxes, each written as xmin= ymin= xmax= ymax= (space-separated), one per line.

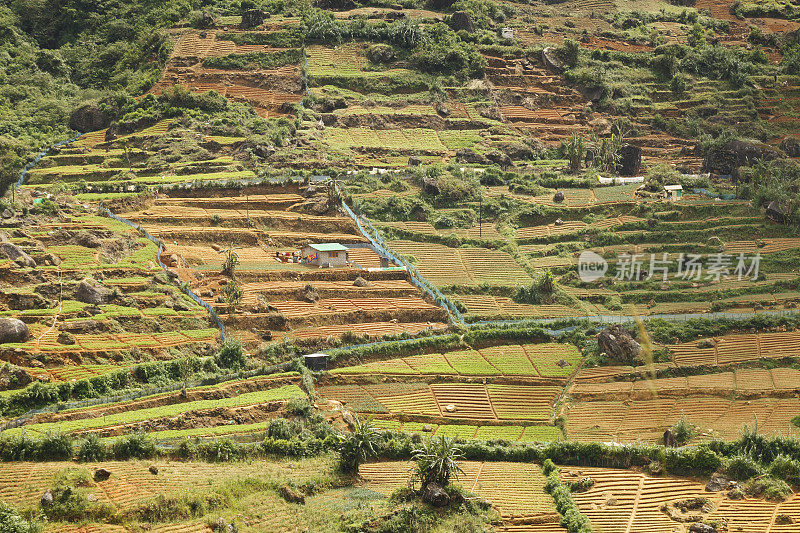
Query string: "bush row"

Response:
xmin=542 ymin=460 xmax=592 ymax=533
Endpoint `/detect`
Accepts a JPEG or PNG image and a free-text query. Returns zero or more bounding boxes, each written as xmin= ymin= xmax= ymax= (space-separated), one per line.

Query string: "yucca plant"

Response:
xmin=337 ymin=415 xmax=381 ymax=474
xmin=410 ymin=435 xmax=465 ymax=488
xmin=562 ymin=133 xmax=586 ymax=172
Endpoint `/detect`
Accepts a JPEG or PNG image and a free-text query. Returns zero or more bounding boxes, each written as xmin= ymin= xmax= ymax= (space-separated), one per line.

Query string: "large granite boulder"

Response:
xmin=618 ymin=144 xmax=642 ymax=176
xmin=76 ymin=278 xmax=112 ymax=305
xmin=69 ymin=104 xmax=110 ymax=133
xmin=240 ymin=9 xmax=266 ymax=28
xmin=422 ymin=482 xmax=450 ymax=507
xmin=596 ymin=324 xmax=642 ymax=364
xmin=702 ymin=140 xmax=783 ymax=178
xmin=779 ymin=136 xmax=800 ymax=157
xmin=450 ymin=11 xmax=475 ymax=33
xmin=0 ymin=242 xmax=36 ymax=268
xmin=0 ymin=318 xmax=29 ymax=344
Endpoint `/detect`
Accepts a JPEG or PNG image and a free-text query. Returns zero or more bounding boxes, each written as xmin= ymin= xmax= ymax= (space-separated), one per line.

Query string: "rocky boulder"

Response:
xmin=486 ymin=150 xmax=513 ymax=168
xmin=422 ymin=176 xmax=440 ymax=196
xmin=450 ymin=11 xmax=475 ymax=33
xmin=0 ymin=364 xmax=32 ymax=390
xmin=279 ymin=484 xmax=305 ymax=504
xmin=780 ymin=136 xmax=800 ymax=157
xmin=93 ymin=468 xmax=112 ymax=482
xmin=408 ymin=155 xmax=423 ymax=166
xmin=455 ymin=148 xmax=487 ymax=164
xmin=76 ymin=278 xmax=112 ymax=305
xmin=553 ymin=191 xmax=565 ymax=203
xmin=702 ymin=140 xmax=782 ymax=178
xmin=422 ymin=482 xmax=450 ymax=507
xmin=41 ymin=490 xmax=54 ymax=507
xmin=705 ymin=473 xmax=730 ymax=492
xmin=688 ymin=524 xmax=717 ymax=533
xmin=663 ymin=428 xmax=677 ymax=447
xmin=74 ymin=231 xmax=102 ymax=248
xmin=497 ymin=141 xmax=534 ymax=160
xmin=542 ymin=47 xmax=564 ymax=73
xmin=596 ymin=324 xmax=642 ymax=364
xmin=57 ymin=332 xmax=76 ymax=345
xmin=353 ymin=276 xmax=371 ymax=287
xmin=0 ymin=318 xmax=29 ymax=344
xmin=240 ymin=9 xmax=266 ymax=28
xmin=69 ymin=104 xmax=110 ymax=133
xmin=617 ymin=144 xmax=642 ymax=176
xmin=366 ymin=43 xmax=396 ymax=64
xmin=0 ymin=242 xmax=36 ymax=268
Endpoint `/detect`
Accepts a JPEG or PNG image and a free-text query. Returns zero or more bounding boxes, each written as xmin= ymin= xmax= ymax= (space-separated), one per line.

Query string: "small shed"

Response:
xmin=664 ymin=184 xmax=683 ymax=201
xmin=501 ymin=27 xmax=514 ymax=39
xmin=302 ymin=243 xmax=349 ymax=267
xmin=766 ymin=201 xmax=789 ymax=224
xmin=303 ymin=353 xmax=328 ymax=372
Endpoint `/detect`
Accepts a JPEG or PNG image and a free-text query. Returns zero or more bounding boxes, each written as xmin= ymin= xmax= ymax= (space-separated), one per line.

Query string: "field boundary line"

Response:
xmin=484 ymin=385 xmax=500 ymax=420
xmin=624 ymin=475 xmax=645 ymax=533
xmin=519 ymin=344 xmax=543 ymax=378
xmin=428 ymin=384 xmax=446 ymax=417
xmin=471 ymin=462 xmax=484 ymax=492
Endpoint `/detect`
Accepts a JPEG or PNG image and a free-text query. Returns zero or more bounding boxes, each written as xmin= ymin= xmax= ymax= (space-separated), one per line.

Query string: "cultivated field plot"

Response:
xmin=563 ymin=467 xmax=800 ymax=533
xmin=388 ymin=240 xmax=532 ymax=287
xmin=375 ymin=220 xmax=504 ymax=241
xmin=9 ymin=383 xmax=305 ymax=437
xmin=0 ymin=456 xmax=332 ymax=520
xmin=323 ymin=127 xmax=446 ymax=153
xmin=360 ymin=460 xmax=564 ymax=527
xmin=317 ymin=382 xmax=561 ymax=422
xmin=151 ymin=28 xmax=303 ymax=117
xmin=369 ymin=419 xmax=563 ymax=442
xmin=565 ymin=396 xmax=800 ymax=442
xmin=669 ymin=331 xmax=800 ymax=366
xmin=332 ymin=342 xmax=581 ymax=378
xmin=273 ymin=321 xmax=447 ymax=342
xmin=569 ymin=368 xmax=800 ymax=399
xmin=457 ymin=294 xmax=580 ymax=319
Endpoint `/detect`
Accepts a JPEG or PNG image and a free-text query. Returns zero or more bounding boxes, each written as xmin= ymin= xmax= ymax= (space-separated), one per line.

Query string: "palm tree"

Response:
xmin=337 ymin=415 xmax=381 ymax=474
xmin=410 ymin=435 xmax=464 ymax=489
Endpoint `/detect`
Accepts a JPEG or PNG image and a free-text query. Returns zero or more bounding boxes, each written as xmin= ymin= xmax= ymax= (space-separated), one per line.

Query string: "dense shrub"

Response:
xmin=111 ymin=432 xmax=156 ymax=460
xmin=0 ymin=501 xmax=42 ymax=533
xmin=215 ymin=339 xmax=247 ymax=370
xmin=726 ymin=454 xmax=765 ymax=480
xmin=77 ymin=434 xmax=106 ymax=462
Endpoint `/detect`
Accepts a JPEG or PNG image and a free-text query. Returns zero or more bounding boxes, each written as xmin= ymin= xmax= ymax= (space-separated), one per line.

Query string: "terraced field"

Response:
xmin=360 ymin=460 xmax=564 ymax=528
xmin=564 ymin=467 xmax=800 ymax=533
xmin=332 ymin=342 xmax=581 ymax=378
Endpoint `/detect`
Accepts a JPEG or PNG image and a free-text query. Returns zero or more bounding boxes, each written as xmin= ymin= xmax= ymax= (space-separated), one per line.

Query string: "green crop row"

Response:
xmin=9 ymin=384 xmax=304 ymax=436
